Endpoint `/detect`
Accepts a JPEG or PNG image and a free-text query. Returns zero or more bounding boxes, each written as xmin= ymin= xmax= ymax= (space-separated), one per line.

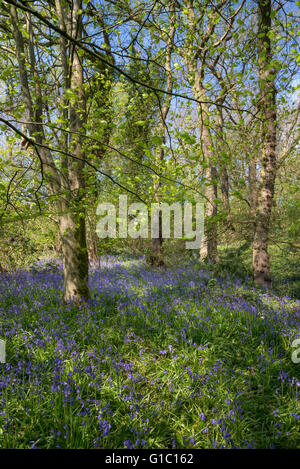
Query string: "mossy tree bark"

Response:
xmin=252 ymin=0 xmax=277 ymax=287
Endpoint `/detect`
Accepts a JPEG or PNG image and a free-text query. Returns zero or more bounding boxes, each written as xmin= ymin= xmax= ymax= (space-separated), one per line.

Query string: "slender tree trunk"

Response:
xmin=220 ymin=166 xmax=235 ymax=238
xmin=252 ymin=0 xmax=277 ymax=287
xmin=217 ymin=112 xmax=235 ymax=238
xmin=185 ymin=5 xmax=219 ymax=263
xmin=248 ymin=155 xmax=258 ymax=238
xmin=188 ymin=66 xmax=219 ymax=262
xmin=86 ymin=214 xmax=99 ymax=265
xmin=150 ymin=173 xmax=165 ymax=267
xmin=150 ymin=1 xmax=175 ymax=267
xmin=10 ymin=6 xmax=59 ymax=195
xmin=200 ymin=156 xmax=219 ymax=262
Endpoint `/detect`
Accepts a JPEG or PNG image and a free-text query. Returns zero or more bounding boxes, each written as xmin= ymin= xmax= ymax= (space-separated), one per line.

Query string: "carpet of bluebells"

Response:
xmin=0 ymin=256 xmax=299 ymax=449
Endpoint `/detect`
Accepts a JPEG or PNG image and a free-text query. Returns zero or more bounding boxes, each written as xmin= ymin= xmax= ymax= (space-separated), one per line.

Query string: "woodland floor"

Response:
xmin=0 ymin=255 xmax=299 ymax=449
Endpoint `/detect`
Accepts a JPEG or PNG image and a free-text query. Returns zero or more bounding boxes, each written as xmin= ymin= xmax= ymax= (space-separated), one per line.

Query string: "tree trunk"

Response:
xmin=150 ymin=1 xmax=175 ymax=267
xmin=60 ymin=0 xmax=89 ymax=301
xmin=185 ymin=5 xmax=219 ymax=263
xmin=86 ymin=215 xmax=99 ymax=265
xmin=220 ymin=166 xmax=235 ymax=239
xmin=248 ymin=156 xmax=258 ymax=238
xmin=217 ymin=112 xmax=235 ymax=239
xmin=252 ymin=0 xmax=277 ymax=287
xmin=200 ymin=158 xmax=219 ymax=262
xmin=10 ymin=2 xmax=90 ymax=302
xmin=188 ymin=77 xmax=219 ymax=262
xmin=150 ymin=179 xmax=164 ymax=267
xmin=59 ymin=206 xmax=89 ymax=302
xmin=192 ymin=75 xmax=219 ymax=262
